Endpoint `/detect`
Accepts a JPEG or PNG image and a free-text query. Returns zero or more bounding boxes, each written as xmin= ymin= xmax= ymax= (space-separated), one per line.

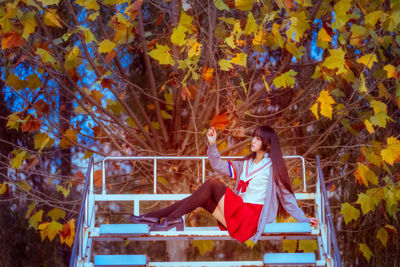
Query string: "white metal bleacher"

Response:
xmin=69 ymin=155 xmax=341 ymax=267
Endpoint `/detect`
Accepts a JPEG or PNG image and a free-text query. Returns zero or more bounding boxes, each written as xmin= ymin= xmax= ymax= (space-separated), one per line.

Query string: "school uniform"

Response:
xmin=207 ymin=144 xmax=310 ymax=243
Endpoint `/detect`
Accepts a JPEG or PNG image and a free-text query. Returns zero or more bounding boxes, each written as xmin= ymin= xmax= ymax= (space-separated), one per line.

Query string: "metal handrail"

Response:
xmin=69 ymin=157 xmax=94 ymax=267
xmin=316 ymin=155 xmax=341 ymax=267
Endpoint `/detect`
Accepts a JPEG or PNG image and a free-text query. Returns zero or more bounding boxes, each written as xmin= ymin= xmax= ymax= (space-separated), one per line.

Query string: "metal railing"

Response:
xmin=69 ymin=157 xmax=94 ymax=267
xmin=316 ymin=155 xmax=341 ymax=267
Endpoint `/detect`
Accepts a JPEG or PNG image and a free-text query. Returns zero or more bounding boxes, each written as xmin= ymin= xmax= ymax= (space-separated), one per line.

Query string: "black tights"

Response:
xmin=144 ymin=178 xmax=227 ymax=220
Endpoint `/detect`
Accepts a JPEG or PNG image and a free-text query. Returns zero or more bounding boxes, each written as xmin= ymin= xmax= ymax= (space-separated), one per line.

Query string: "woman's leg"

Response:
xmin=211 ymin=195 xmax=227 ymax=227
xmin=165 ymin=178 xmax=226 ymax=220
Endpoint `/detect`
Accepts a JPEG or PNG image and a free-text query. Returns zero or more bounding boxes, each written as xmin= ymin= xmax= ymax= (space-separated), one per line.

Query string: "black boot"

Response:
xmin=130 ymin=215 xmax=159 ymax=225
xmin=150 ymin=217 xmax=184 ymax=231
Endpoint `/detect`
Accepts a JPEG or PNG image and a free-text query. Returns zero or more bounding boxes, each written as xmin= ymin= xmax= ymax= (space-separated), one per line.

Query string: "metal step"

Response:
xmin=99 ymin=224 xmax=149 ymax=235
xmin=92 ymin=223 xmax=317 ymax=241
xmin=264 ymin=253 xmax=316 ymax=265
xmin=94 ymin=255 xmax=147 ymax=266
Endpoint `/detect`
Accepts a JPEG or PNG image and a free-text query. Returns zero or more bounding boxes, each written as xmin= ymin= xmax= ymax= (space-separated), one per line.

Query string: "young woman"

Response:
xmin=130 ymin=125 xmax=318 ymax=243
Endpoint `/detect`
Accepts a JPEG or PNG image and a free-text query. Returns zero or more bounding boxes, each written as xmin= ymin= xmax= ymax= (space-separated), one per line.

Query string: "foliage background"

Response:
xmin=1 ymin=0 xmax=400 ymax=266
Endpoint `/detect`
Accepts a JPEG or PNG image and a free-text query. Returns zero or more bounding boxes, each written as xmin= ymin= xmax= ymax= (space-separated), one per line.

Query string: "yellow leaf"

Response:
xmin=29 ymin=210 xmax=44 ymax=230
xmin=370 ymin=100 xmax=387 ymax=115
xmin=364 ymin=10 xmax=384 ymax=27
xmin=370 ymin=112 xmax=393 ymax=128
xmin=273 ymin=70 xmax=298 ymax=89
xmin=7 ymin=113 xmax=21 ymax=130
xmin=357 ymin=53 xmax=377 ymax=69
xmin=22 ymin=12 xmax=37 ymax=40
xmin=380 ymin=137 xmax=400 ymax=166
xmin=171 ymin=26 xmax=186 ymax=46
xmin=178 ymin=10 xmax=194 ymax=33
xmin=11 ymin=149 xmax=30 ymax=169
xmin=282 ymin=240 xmax=297 ymax=252
xmin=355 ymin=163 xmax=378 ymax=187
xmin=65 ymin=46 xmax=81 ymax=70
xmin=310 ymin=102 xmax=319 ymax=119
xmin=230 ymin=52 xmax=247 ymax=67
xmin=285 ymin=42 xmax=304 ymax=59
xmin=219 ymin=59 xmax=232 ymax=71
xmin=356 ymin=193 xmax=378 ymax=215
xmin=193 ymin=240 xmax=214 ymax=256
xmin=244 ymin=239 xmax=256 ymax=248
xmin=358 ymin=72 xmax=367 ymax=94
xmin=359 ymin=243 xmax=374 ymax=262
xmin=364 ymin=119 xmax=374 ymax=134
xmin=39 ymin=220 xmax=63 ymax=241
xmin=317 ymin=27 xmax=331 ymax=42
xmin=148 ymin=43 xmax=174 ymax=65
xmin=89 ymin=11 xmax=99 ymax=21
xmin=59 ymin=129 xmax=78 ymax=148
xmin=34 ymin=132 xmax=54 ymax=151
xmin=78 ymin=26 xmax=97 ymax=43
xmin=262 ymin=75 xmax=270 ymax=92
xmin=0 ymin=182 xmax=8 ymax=195
xmin=298 ymin=240 xmax=318 ymax=252
xmin=47 ymin=208 xmax=66 ymax=221
xmin=98 ymin=39 xmax=116 ymax=54
xmin=217 ymin=141 xmax=228 ymax=151
xmin=286 ymin=11 xmax=310 ymax=42
xmin=339 ymin=202 xmax=360 ymax=224
xmin=318 ymin=90 xmax=336 ymax=119
xmin=36 ymin=48 xmax=56 ymax=65
xmin=157 ymin=176 xmax=168 ymax=186
xmin=234 ymin=0 xmax=254 ymax=11
xmin=322 ymin=47 xmax=346 ymax=74
xmin=161 ymin=110 xmax=172 ymax=120
xmin=25 ymin=202 xmax=36 ymax=219
xmin=383 ymin=64 xmax=397 ymax=79
xmin=26 ymin=74 xmax=42 ymax=89
xmin=332 ymin=0 xmax=352 ymax=29
xmin=188 ymin=40 xmax=202 ymax=58
xmin=57 ymin=183 xmax=71 ymax=198
xmin=76 ymin=0 xmax=99 ymax=10
xmin=244 ymin=12 xmax=257 ymax=35
xmin=214 ymin=0 xmax=229 ymax=10
xmin=376 ymin=227 xmax=388 ymax=247
xmin=6 ymin=73 xmax=26 ymax=90
xmin=38 ymin=0 xmax=60 ymax=6
xmin=44 ymin=10 xmax=63 ymax=28
xmin=83 ymin=150 xmax=94 ymax=160
xmin=252 ymin=29 xmax=267 ymax=46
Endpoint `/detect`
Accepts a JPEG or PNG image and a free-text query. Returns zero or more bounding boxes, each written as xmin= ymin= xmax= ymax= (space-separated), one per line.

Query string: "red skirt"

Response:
xmin=217 ymin=188 xmax=263 ymax=242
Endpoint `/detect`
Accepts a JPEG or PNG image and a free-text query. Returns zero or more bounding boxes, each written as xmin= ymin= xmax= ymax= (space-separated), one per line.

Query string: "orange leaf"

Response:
xmin=60 ymin=218 xmax=75 ymax=247
xmin=125 ymin=0 xmax=143 ymax=21
xmin=72 ymin=171 xmax=85 ymax=186
xmin=21 ymin=115 xmax=41 ymax=133
xmin=210 ymin=113 xmax=229 ymax=130
xmin=202 ymin=66 xmax=214 ymax=83
xmin=284 ymin=0 xmax=295 ymax=9
xmin=1 ymin=31 xmax=25 ymax=50
xmin=33 ymin=100 xmax=50 ymax=116
xmin=94 ymin=170 xmax=102 ymax=187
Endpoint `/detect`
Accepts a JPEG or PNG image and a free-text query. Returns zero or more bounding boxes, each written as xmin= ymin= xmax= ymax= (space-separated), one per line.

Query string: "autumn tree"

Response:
xmin=1 ymin=0 xmax=400 ymax=265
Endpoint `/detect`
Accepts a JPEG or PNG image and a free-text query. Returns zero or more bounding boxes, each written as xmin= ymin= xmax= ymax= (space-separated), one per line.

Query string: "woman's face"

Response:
xmin=251 ymin=135 xmax=264 ymax=152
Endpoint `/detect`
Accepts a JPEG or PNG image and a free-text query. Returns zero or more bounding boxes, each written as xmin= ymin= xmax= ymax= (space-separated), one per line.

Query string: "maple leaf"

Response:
xmin=57 ymin=183 xmax=71 ymax=198
xmin=201 ymin=66 xmax=214 ymax=83
xmin=210 ymin=113 xmax=229 ymax=130
xmin=286 ymin=11 xmax=310 ymax=42
xmin=148 ymin=43 xmax=174 ymax=65
xmin=244 ymin=12 xmax=257 ymax=35
xmin=38 ymin=0 xmax=61 ymax=6
xmin=214 ymin=0 xmax=230 ymax=10
xmin=60 ymin=219 xmax=75 ymax=247
xmin=188 ymin=40 xmax=202 ymax=58
xmin=25 ymin=202 xmax=36 ymax=219
xmin=383 ymin=64 xmax=399 ymax=79
xmin=321 ymin=48 xmax=347 ymax=74
xmin=332 ymin=0 xmax=352 ymax=29
xmin=359 ymin=243 xmax=374 ymax=262
xmin=11 ymin=149 xmax=30 ymax=169
xmin=20 ymin=115 xmax=41 ymax=133
xmin=192 ymin=240 xmax=214 ymax=255
xmin=380 ymin=137 xmax=400 ymax=166
xmin=376 ymin=227 xmax=388 ymax=247
xmin=36 ymin=48 xmax=56 ymax=65
xmin=234 ymin=0 xmax=254 ymax=11
xmin=44 ymin=10 xmax=63 ymax=28
xmin=298 ymin=240 xmax=318 ymax=252
xmin=94 ymin=170 xmax=103 ymax=187
xmin=282 ymin=240 xmax=297 ymax=252
xmin=364 ymin=10 xmax=384 ymax=27
xmin=59 ymin=129 xmax=78 ymax=148
xmin=34 ymin=132 xmax=54 ymax=151
xmin=230 ymin=52 xmax=247 ymax=67
xmin=218 ymin=59 xmax=232 ymax=71
xmin=1 ymin=31 xmax=25 ymax=50
xmin=38 ymin=220 xmax=63 ymax=242
xmin=273 ymin=69 xmax=298 ymax=89
xmin=29 ymin=210 xmax=44 ymax=230
xmin=354 ymin=163 xmax=378 ymax=187
xmin=356 ymin=193 xmax=378 ymax=215
xmin=76 ymin=0 xmax=99 ymax=10
xmin=125 ymin=0 xmax=143 ymax=20
xmin=364 ymin=119 xmax=374 ymax=134
xmin=98 ymin=39 xmax=116 ymax=54
xmin=47 ymin=208 xmax=66 ymax=221
xmin=357 ymin=53 xmax=378 ymax=69
xmin=339 ymin=202 xmax=360 ymax=224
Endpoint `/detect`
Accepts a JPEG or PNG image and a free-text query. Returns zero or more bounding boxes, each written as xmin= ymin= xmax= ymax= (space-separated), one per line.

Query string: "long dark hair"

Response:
xmin=242 ymin=125 xmax=295 ymax=195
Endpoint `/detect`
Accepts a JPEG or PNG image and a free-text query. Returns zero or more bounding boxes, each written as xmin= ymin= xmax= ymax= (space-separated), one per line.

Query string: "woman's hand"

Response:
xmin=310 ymin=218 xmax=319 ymax=228
xmin=207 ymin=127 xmax=217 ymax=146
